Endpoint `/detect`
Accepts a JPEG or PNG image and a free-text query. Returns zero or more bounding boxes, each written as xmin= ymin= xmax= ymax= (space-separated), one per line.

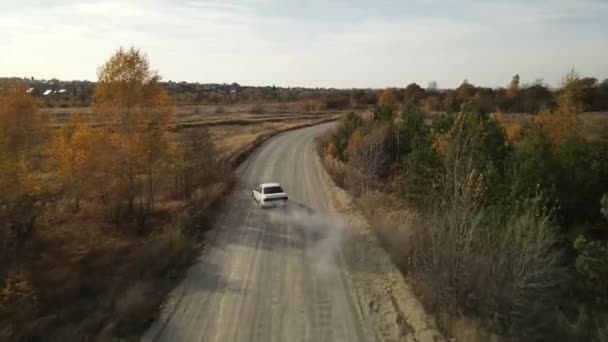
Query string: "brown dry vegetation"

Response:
xmin=0 ymin=47 xmax=338 ymax=341
xmin=204 ymin=117 xmax=338 ymax=159
xmin=42 ymin=101 xmax=341 ymax=125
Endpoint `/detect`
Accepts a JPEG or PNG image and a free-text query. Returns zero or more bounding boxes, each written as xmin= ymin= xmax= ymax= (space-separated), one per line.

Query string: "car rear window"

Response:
xmin=263 ymin=186 xmax=284 ymax=194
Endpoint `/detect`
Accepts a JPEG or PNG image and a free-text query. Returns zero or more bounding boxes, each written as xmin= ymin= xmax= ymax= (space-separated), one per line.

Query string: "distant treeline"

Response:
xmin=2 ymin=74 xmax=608 ymax=113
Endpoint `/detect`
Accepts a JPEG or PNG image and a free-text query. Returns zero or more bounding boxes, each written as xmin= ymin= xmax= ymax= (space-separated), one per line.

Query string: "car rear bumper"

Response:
xmin=261 ymin=200 xmax=287 ymax=208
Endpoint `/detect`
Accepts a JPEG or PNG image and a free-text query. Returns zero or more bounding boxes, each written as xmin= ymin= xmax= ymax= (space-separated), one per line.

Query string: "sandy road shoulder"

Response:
xmin=312 ymin=150 xmax=445 ymax=342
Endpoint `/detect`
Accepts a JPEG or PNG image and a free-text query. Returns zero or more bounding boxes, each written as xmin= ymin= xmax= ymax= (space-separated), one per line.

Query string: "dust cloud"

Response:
xmin=266 ymin=203 xmax=348 ymax=275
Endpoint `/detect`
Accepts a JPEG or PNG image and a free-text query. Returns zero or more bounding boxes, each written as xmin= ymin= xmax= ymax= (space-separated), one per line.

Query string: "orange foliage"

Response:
xmin=492 ymin=112 xmax=505 ymax=125
xmin=505 ymin=121 xmax=523 ymax=144
xmin=0 ymin=82 xmax=46 ymax=196
xmin=0 ymin=83 xmax=48 ymax=261
xmin=0 ymin=82 xmax=45 ymax=157
xmin=92 ymin=47 xmax=177 ymax=222
xmin=95 ymin=47 xmax=174 ymax=128
xmin=50 ymin=114 xmax=96 ymax=211
xmin=534 ymin=106 xmax=578 ymax=148
xmin=506 ymin=74 xmax=520 ymax=98
xmin=378 ymin=88 xmax=399 ymax=110
xmin=534 ymin=71 xmax=582 ymax=148
xmin=325 ymin=142 xmax=337 ymax=158
xmin=346 ymin=129 xmax=364 ymax=160
xmin=433 ymin=133 xmax=449 ymax=156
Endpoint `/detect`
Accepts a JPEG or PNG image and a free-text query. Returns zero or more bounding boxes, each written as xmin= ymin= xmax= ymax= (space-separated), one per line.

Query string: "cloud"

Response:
xmin=1 ymin=0 xmax=607 ymax=87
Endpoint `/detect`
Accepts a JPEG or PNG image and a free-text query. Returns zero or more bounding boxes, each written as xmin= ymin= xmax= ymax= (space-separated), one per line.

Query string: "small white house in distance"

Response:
xmin=43 ymin=89 xmax=53 ymax=96
xmin=26 ymin=87 xmax=34 ymax=93
xmin=58 ymin=89 xmax=66 ymax=93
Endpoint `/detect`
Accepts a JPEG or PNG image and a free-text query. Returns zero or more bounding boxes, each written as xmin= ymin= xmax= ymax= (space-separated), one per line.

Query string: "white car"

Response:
xmin=252 ymin=183 xmax=288 ymax=208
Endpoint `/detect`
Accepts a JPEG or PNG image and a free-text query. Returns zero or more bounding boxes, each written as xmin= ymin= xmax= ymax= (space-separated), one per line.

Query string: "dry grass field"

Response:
xmin=43 ymin=102 xmax=342 ymax=160
xmin=42 ymin=102 xmax=337 ymax=124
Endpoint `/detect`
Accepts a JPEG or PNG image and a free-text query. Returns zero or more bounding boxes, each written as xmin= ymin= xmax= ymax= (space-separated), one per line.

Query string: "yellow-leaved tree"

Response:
xmin=535 ymin=70 xmax=582 ymax=148
xmin=93 ymin=47 xmax=176 ymax=228
xmin=0 ymin=82 xmax=48 ymax=257
xmin=50 ymin=113 xmax=95 ymax=212
xmin=378 ymin=88 xmax=399 ymax=111
xmin=507 ymin=74 xmax=520 ymax=98
xmin=0 ymin=82 xmax=47 ymax=161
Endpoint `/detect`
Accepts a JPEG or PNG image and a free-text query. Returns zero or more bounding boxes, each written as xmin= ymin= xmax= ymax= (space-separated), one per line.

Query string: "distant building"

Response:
xmin=43 ymin=89 xmax=53 ymax=96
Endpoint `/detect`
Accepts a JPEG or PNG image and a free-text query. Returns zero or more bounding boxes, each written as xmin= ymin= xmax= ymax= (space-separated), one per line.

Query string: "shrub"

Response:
xmin=373 ymin=105 xmax=394 ymax=124
xmin=506 ymin=124 xmax=556 ymax=201
xmin=321 ymin=155 xmax=350 ymax=190
xmin=564 ymin=195 xmax=608 ymax=342
xmin=574 ymin=235 xmax=608 ymax=307
xmin=331 ymin=112 xmax=364 ymax=160
xmin=378 ymin=88 xmax=399 ymax=111
xmin=554 ymin=134 xmax=602 ymax=224
xmin=348 ymin=127 xmax=389 ymax=193
xmin=173 ymin=128 xmax=225 ymax=200
xmin=401 ymin=143 xmax=441 ymax=206
xmin=399 ymin=103 xmax=428 ymax=153
xmin=404 ymin=194 xmax=566 ymax=340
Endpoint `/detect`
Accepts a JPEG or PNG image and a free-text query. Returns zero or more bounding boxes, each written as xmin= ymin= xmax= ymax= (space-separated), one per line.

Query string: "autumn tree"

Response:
xmin=505 ymin=120 xmax=523 ymax=144
xmin=535 ymin=70 xmax=582 ymax=148
xmin=93 ymin=47 xmax=175 ymax=227
xmin=349 ymin=127 xmax=388 ymax=192
xmin=456 ymin=79 xmax=476 ymax=102
xmin=404 ymin=83 xmax=425 ymax=105
xmin=0 ymin=82 xmax=46 ymax=161
xmin=174 ymin=129 xmax=224 ymax=200
xmin=378 ymin=88 xmax=399 ymax=111
xmin=438 ymin=103 xmax=508 ymax=203
xmin=507 ymin=74 xmax=520 ymax=98
xmin=50 ymin=114 xmax=96 ymax=212
xmin=0 ymin=83 xmax=49 ymax=257
xmin=331 ymin=112 xmax=363 ymax=160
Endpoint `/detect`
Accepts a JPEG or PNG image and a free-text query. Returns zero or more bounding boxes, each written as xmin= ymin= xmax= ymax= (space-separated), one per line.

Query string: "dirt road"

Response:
xmin=143 ymin=123 xmax=374 ymax=341
xmin=143 ymin=123 xmax=442 ymax=342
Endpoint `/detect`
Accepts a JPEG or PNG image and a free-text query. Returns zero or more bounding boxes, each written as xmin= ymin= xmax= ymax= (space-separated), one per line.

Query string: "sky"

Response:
xmin=2 ymin=0 xmax=607 ymax=88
